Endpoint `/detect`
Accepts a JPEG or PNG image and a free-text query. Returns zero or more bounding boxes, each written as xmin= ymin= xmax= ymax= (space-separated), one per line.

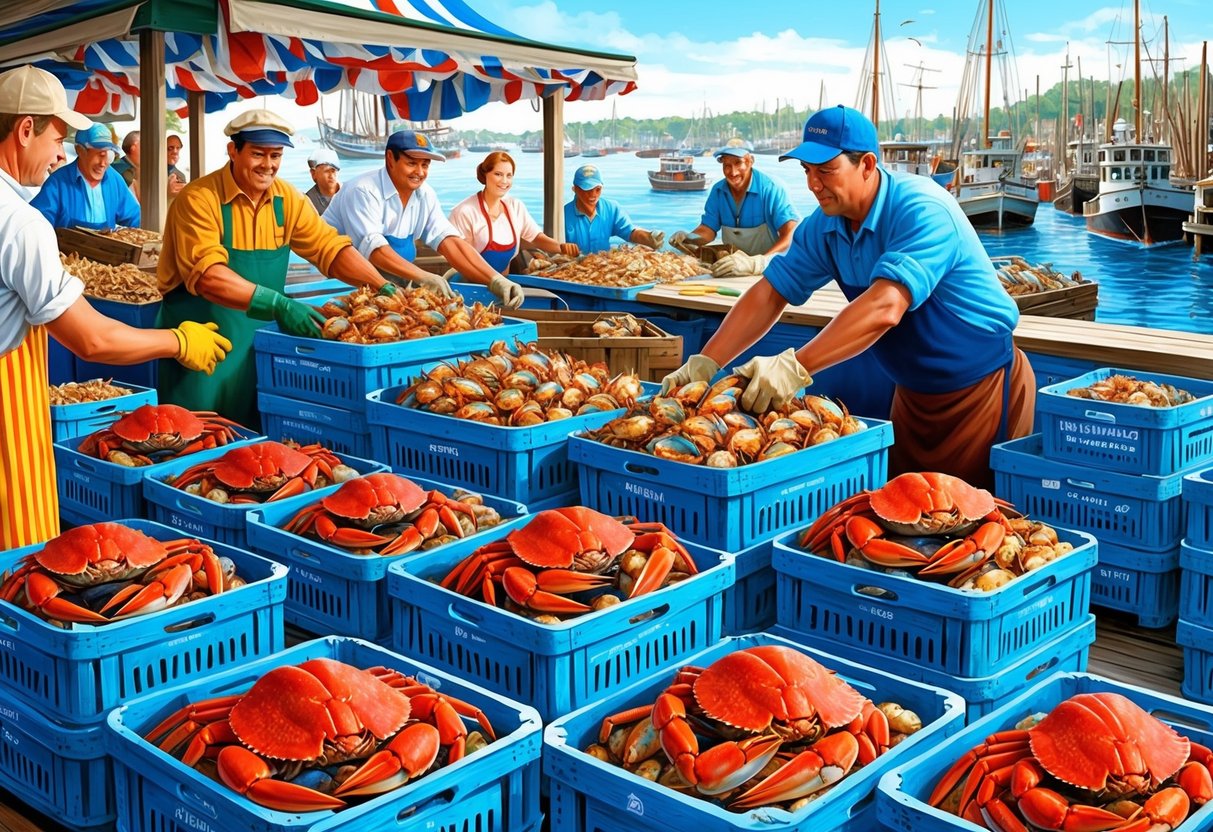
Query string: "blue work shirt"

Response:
xmin=563 ymin=197 xmax=636 ymax=253
xmin=31 ymin=163 xmax=140 ymax=230
xmin=764 ymin=168 xmax=1018 ymax=394
xmin=699 ymin=168 xmax=798 ymax=238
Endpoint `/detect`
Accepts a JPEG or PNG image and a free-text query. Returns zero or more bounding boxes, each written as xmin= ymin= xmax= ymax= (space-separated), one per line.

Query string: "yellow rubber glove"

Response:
xmin=711 ymin=252 xmax=770 ymax=278
xmin=659 ymin=353 xmax=721 ymax=395
xmin=171 ymin=321 xmax=233 ymax=375
xmin=733 ymin=348 xmax=813 ymax=412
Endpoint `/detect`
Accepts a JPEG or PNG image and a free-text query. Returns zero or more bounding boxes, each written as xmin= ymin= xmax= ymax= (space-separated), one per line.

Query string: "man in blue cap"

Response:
xmin=668 ymin=144 xmax=798 ymax=275
xmin=563 ymin=164 xmax=665 ymax=254
xmin=31 ymin=123 xmax=140 ymax=229
xmin=661 ymin=105 xmax=1033 ymax=487
xmin=156 ymin=108 xmax=390 ymax=428
xmin=323 ymin=129 xmax=526 ymax=307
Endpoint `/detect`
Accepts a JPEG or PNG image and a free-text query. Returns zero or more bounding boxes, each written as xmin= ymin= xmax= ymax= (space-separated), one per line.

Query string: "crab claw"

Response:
xmin=501 ymin=567 xmax=593 ymax=613
xmin=334 ymin=722 xmax=440 ymax=797
xmin=918 ymin=521 xmax=1004 ymax=576
xmin=216 ymin=745 xmax=345 ymax=812
xmin=100 ymin=562 xmax=193 ymax=617
xmin=1016 ymin=784 xmax=1139 ymax=832
xmin=23 ymin=571 xmax=110 ymax=623
xmin=729 ymin=731 xmax=860 ymax=809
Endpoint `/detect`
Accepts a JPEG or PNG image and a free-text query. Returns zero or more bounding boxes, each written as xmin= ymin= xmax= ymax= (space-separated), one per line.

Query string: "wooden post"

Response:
xmin=542 ymin=89 xmax=566 ymax=241
xmin=187 ymin=91 xmax=206 ymax=180
xmin=138 ymin=30 xmax=167 ymax=231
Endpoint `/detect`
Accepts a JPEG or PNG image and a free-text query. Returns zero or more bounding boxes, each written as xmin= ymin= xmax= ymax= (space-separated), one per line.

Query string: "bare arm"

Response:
xmin=525 ymin=232 xmax=562 ymax=255
xmin=691 ymin=223 xmax=717 ymax=245
xmin=435 ymin=235 xmax=500 ymax=286
xmin=794 ymin=279 xmax=910 ymax=374
xmin=629 ymin=228 xmax=662 ymax=248
xmin=765 ymin=219 xmax=798 ymax=256
xmin=368 ymin=244 xmax=441 ymax=282
xmin=46 ymin=296 xmax=180 ymax=363
xmin=700 ymin=279 xmax=789 ymax=367
xmin=327 ymin=246 xmax=389 ymax=290
xmin=193 ymin=263 xmax=260 ymax=311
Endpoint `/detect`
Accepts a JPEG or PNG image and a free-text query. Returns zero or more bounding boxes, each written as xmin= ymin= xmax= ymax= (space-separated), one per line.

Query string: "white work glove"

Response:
xmin=404 ymin=271 xmax=456 ymax=298
xmin=733 ymin=348 xmax=814 ymax=412
xmin=669 ymin=230 xmax=703 ymax=251
xmin=712 ymin=252 xmax=770 ymax=278
xmin=488 ymin=275 xmax=525 ymax=310
xmin=660 ymin=354 xmax=721 ymax=395
xmin=648 ymin=230 xmax=666 ymax=249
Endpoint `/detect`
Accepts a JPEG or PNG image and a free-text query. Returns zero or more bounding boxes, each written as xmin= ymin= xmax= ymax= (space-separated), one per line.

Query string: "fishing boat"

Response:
xmin=1082 ymin=0 xmax=1190 ymax=245
xmin=647 ymin=154 xmax=707 ymax=192
xmin=520 ymin=135 xmax=543 ymax=153
xmin=1052 ymin=135 xmax=1099 ymax=214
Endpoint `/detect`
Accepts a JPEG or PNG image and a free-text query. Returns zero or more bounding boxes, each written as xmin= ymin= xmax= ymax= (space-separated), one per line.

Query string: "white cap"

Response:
xmin=0 ymin=65 xmax=91 ymax=131
xmin=223 ymin=109 xmax=294 ymax=147
xmin=308 ymin=148 xmax=340 ymax=170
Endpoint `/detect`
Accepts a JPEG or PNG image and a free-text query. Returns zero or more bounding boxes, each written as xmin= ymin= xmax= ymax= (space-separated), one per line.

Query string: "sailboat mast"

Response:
xmin=982 ymin=0 xmax=994 ymax=148
xmin=1060 ymin=49 xmax=1070 ymax=177
xmin=872 ymin=0 xmax=881 ymax=132
xmin=1134 ymin=0 xmax=1142 ymax=139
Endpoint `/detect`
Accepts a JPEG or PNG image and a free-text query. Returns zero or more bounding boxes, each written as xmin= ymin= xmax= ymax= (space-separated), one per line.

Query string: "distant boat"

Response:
xmin=316 ymin=92 xmax=460 ymax=161
xmin=1053 ymin=136 xmax=1099 ymax=215
xmin=635 ymin=148 xmax=676 ymax=158
xmin=468 ymin=144 xmax=493 ymax=153
xmin=648 ymin=154 xmax=707 ymax=192
xmin=521 ymin=136 xmax=543 ymax=153
xmin=880 ymin=140 xmax=946 ymax=184
xmin=580 ymin=147 xmax=608 ymax=158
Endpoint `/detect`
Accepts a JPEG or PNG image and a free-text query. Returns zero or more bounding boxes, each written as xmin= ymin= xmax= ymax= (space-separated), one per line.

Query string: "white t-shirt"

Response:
xmin=0 ymin=168 xmax=83 ymax=356
xmin=448 ymin=192 xmax=543 ymax=254
xmin=321 ymin=167 xmax=457 ymax=258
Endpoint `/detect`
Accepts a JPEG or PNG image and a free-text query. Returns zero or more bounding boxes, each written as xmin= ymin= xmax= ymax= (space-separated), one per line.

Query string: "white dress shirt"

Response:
xmin=321 ymin=167 xmax=458 ymax=258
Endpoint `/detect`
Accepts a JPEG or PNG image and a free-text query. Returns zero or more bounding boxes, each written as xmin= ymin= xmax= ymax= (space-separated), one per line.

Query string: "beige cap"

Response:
xmin=0 ymin=65 xmax=91 ymax=131
xmin=223 ymin=109 xmax=295 ymax=147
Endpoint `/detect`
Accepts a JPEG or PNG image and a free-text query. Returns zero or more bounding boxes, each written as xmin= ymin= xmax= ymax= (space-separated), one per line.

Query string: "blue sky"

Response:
xmin=457 ymin=0 xmax=1209 ymax=132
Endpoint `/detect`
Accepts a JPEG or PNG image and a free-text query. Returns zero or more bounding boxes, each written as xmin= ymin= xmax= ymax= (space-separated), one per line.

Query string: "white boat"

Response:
xmin=955 ymin=133 xmax=1040 ymax=231
xmin=647 ymin=154 xmax=707 ymax=192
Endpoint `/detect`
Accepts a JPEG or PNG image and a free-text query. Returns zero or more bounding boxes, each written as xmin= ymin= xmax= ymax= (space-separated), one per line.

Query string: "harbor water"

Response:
xmin=275 ymin=139 xmax=1213 ymax=335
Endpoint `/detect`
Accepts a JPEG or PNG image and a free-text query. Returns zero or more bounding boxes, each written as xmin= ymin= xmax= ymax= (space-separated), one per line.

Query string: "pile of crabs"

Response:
xmin=281 ymin=472 xmax=504 ymax=557
xmin=163 ymin=440 xmax=360 ymax=504
xmin=0 ymin=522 xmax=245 ymax=626
xmin=1066 ymin=373 xmax=1196 ymax=407
xmin=928 ymin=692 xmax=1213 ymax=831
xmin=394 ymin=340 xmax=644 ymax=426
xmin=797 ymin=472 xmax=1074 ymax=591
xmin=317 ymin=284 xmax=502 ymax=344
xmin=583 ymin=376 xmax=864 ymax=468
xmin=144 ymin=657 xmax=498 ymax=812
xmin=585 ymin=645 xmax=923 ymax=813
xmin=76 ymin=403 xmax=245 ymax=467
xmin=437 ymin=506 xmax=696 ymax=623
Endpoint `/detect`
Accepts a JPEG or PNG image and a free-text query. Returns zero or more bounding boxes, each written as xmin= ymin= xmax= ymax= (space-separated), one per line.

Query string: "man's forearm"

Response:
xmin=368 ymin=245 xmax=434 ymax=282
xmin=329 ymin=246 xmax=387 ymax=290
xmin=194 ymin=264 xmax=258 ymax=310
xmin=700 ymin=279 xmax=786 ymax=367
xmin=437 ymin=237 xmax=496 ymax=285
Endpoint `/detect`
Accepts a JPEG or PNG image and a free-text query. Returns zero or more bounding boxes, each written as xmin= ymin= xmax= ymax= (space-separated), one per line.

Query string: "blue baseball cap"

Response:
xmin=713 ymin=145 xmax=752 ymax=160
xmin=780 ymin=105 xmax=880 ymax=165
xmin=386 ymin=130 xmax=445 ymax=161
xmin=573 ymin=164 xmax=602 ymax=189
xmin=73 ymin=124 xmax=118 ymax=152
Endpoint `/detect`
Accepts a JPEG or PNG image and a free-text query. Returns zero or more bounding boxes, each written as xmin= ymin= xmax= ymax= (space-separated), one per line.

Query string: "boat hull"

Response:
xmin=648 ymin=173 xmax=707 ymax=192
xmin=1052 ymin=174 xmax=1099 ymax=215
xmin=956 ymin=186 xmax=1039 ymax=231
xmin=1083 ymin=186 xmax=1190 ymax=244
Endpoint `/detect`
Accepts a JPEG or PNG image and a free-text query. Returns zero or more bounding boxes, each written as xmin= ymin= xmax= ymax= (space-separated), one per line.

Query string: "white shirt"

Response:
xmin=0 ymin=168 xmax=84 ymax=356
xmin=448 ymin=193 xmax=542 ymax=253
xmin=322 ymin=167 xmax=457 ymax=258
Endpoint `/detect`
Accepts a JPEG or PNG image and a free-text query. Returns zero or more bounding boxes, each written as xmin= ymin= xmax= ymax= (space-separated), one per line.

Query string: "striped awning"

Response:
xmin=0 ymin=0 xmax=638 ymax=119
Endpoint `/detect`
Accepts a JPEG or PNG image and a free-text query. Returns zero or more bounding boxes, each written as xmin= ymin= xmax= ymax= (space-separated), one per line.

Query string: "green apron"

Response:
xmin=158 ymin=197 xmax=289 ymax=430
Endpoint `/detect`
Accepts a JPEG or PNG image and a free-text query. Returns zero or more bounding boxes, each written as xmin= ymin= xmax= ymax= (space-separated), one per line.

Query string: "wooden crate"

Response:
xmin=56 ymin=227 xmax=160 ymax=268
xmin=508 ymin=309 xmax=681 ymax=381
xmin=1012 ymin=281 xmax=1099 ymax=321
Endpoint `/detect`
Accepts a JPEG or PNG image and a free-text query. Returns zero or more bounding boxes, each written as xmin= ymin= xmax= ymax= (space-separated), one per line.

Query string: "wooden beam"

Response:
xmin=138 ymin=29 xmax=167 ymax=231
xmin=542 ymin=89 xmax=565 ymax=241
xmin=187 ymin=90 xmax=205 ymax=181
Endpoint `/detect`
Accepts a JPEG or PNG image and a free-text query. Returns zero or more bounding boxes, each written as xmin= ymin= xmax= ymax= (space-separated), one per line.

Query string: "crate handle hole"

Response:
xmin=95 ymin=404 xmax=119 ymax=414
xmin=1083 ymin=409 xmax=1117 ymax=424
xmin=1150 ymin=707 xmax=1213 ymax=733
xmin=173 ymin=495 xmax=205 ymax=516
xmin=1024 ymin=656 xmax=1059 ymax=681
xmin=0 ymin=609 xmax=18 ymax=633
xmin=623 ymin=461 xmax=660 ymax=477
xmin=629 ymin=603 xmax=670 ymax=625
xmin=175 ymin=784 xmax=220 ymax=818
xmin=447 ymin=603 xmax=484 ymax=627
xmin=164 ymin=612 xmax=216 ymax=634
xmin=1018 ymin=573 xmax=1058 ymax=597
xmin=852 ymin=585 xmax=899 ymax=603
xmin=396 ymin=787 xmax=457 ymax=824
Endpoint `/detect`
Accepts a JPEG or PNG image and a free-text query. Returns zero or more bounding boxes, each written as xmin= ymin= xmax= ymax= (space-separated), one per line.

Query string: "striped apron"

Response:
xmin=0 ymin=325 xmax=60 ymax=548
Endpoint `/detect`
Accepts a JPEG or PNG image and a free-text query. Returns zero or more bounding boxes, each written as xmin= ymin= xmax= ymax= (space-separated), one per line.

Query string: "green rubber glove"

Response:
xmin=378 ymin=282 xmax=397 ymax=297
xmin=171 ymin=321 xmax=232 ymax=375
xmin=247 ymin=284 xmax=325 ymax=338
xmin=733 ymin=348 xmax=814 ymax=412
xmin=660 ymin=353 xmax=721 ymax=395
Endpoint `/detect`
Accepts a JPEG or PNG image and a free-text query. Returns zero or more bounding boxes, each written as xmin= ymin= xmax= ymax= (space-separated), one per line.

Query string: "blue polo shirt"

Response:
xmin=31 ymin=163 xmax=140 ymax=230
xmin=764 ymin=168 xmax=1017 ymax=394
xmin=563 ymin=197 xmax=636 ymax=253
xmin=699 ymin=168 xmax=798 ymax=238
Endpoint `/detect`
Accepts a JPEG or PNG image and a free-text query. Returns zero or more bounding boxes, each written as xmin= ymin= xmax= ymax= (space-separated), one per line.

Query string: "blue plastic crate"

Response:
xmin=1022 ymin=350 xmax=1097 ymax=389
xmin=769 ymin=616 xmax=1095 ymax=724
xmin=74 ymin=297 xmax=161 ymax=389
xmin=511 ymin=272 xmax=659 ymax=302
xmin=366 ymin=383 xmax=639 ymax=507
xmin=142 ymin=443 xmax=389 ymax=548
xmin=47 ymin=337 xmax=74 ymax=384
xmin=1177 ymin=619 xmax=1213 ymax=706
xmin=722 ymin=540 xmax=777 ymax=636
xmin=247 ymin=477 xmax=528 ymax=641
xmin=569 ymin=420 xmax=894 ymax=551
xmin=543 ymin=633 xmax=965 ymax=832
xmin=647 ymin=314 xmax=707 ymax=360
xmin=252 ymin=318 xmax=537 ymax=413
xmin=0 ymin=684 xmax=113 ymax=830
xmin=992 ymin=433 xmax=1186 ymax=549
xmin=1184 ymin=466 xmax=1213 ymax=549
xmin=773 ymin=526 xmax=1096 ymax=678
xmin=1180 ymin=541 xmax=1213 ymax=628
xmin=1037 ymin=367 xmax=1213 ymax=475
xmin=54 ymin=427 xmax=262 ymax=527
xmin=257 ymin=391 xmax=373 ymax=458
xmin=107 ymin=637 xmax=542 ymax=832
xmin=877 ymin=671 xmax=1213 ymax=832
xmin=0 ymin=519 xmax=286 ymax=724
xmin=49 ymin=383 xmax=157 ymax=442
xmin=386 ymin=521 xmax=734 ymax=720
xmin=1091 ymin=539 xmax=1181 ymax=628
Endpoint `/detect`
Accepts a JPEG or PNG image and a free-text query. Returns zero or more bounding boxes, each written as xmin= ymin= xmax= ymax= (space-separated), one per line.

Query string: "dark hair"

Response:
xmin=841 ymin=150 xmax=872 ymax=165
xmin=476 ymin=151 xmax=515 ymax=185
xmin=231 ymin=137 xmax=246 ymax=152
xmin=0 ymin=113 xmax=55 ymax=143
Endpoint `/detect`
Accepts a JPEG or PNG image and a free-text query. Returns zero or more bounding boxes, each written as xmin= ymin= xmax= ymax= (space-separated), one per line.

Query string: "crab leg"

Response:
xmin=23 ymin=571 xmax=110 ymax=623
xmin=729 ymin=731 xmax=860 ymax=809
xmin=216 ymin=745 xmax=346 ymax=812
xmin=333 ymin=722 xmax=440 ymax=797
xmin=918 ymin=521 xmax=1006 ymax=576
xmin=501 ymin=567 xmax=594 ymax=613
xmin=653 ymin=690 xmax=783 ymax=794
xmin=101 ymin=562 xmax=194 ymax=617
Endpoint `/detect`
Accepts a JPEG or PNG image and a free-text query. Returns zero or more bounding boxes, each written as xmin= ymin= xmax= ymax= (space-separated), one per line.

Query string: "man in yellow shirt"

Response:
xmin=157 ymin=109 xmax=390 ymax=428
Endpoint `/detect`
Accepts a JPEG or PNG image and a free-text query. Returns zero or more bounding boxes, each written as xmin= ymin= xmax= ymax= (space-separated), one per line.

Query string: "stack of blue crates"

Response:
xmin=0 ymin=519 xmax=287 ymax=831
xmin=993 ymin=367 xmax=1213 ymax=628
xmin=1178 ymin=467 xmax=1213 ymax=704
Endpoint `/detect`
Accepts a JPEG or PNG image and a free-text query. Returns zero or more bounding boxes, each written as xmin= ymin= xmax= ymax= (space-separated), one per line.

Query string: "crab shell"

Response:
xmin=35 ymin=522 xmax=167 ymax=584
xmin=109 ymin=404 xmax=205 ymax=443
xmin=1028 ymin=692 xmax=1191 ymax=795
xmin=868 ymin=472 xmax=995 ymax=536
xmin=320 ymin=473 xmax=429 ymax=524
xmin=207 ymin=442 xmax=314 ymax=490
xmin=505 ymin=507 xmax=634 ymax=570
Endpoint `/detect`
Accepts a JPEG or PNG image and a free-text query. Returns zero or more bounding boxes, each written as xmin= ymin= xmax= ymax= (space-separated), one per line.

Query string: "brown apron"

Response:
xmin=889 ymin=348 xmax=1035 ymax=489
